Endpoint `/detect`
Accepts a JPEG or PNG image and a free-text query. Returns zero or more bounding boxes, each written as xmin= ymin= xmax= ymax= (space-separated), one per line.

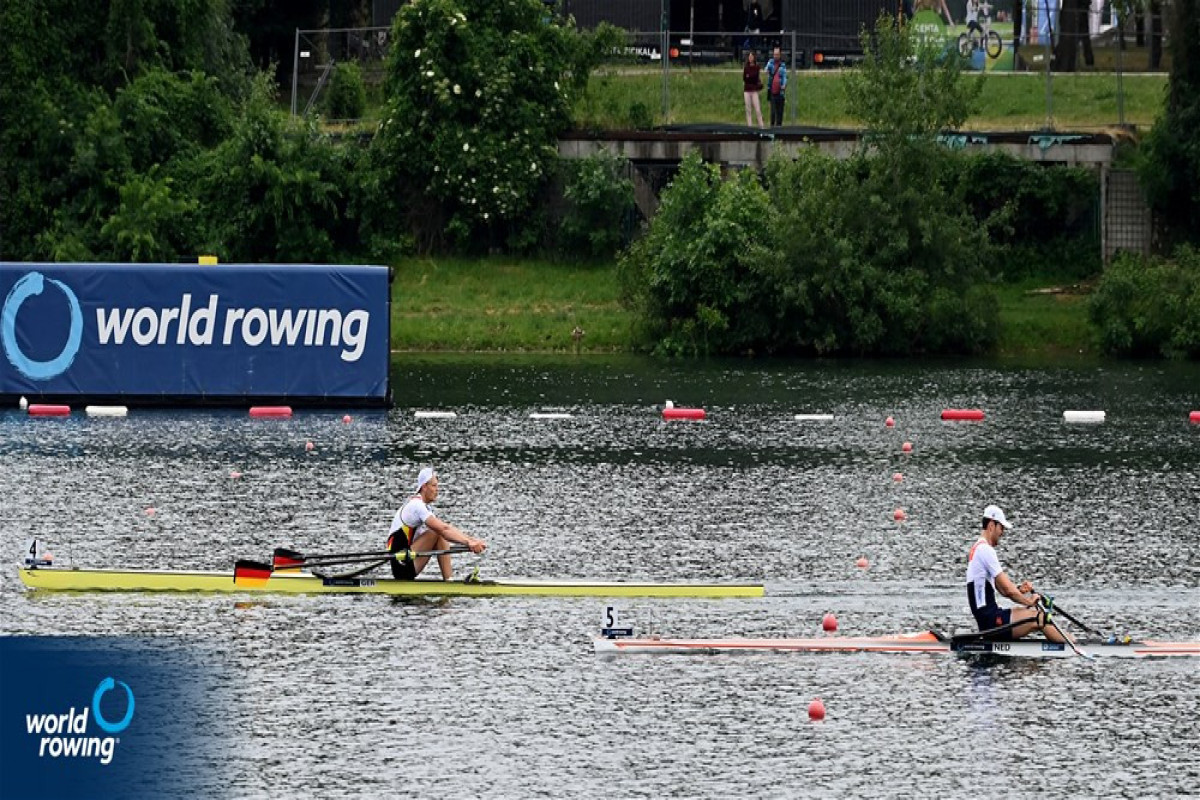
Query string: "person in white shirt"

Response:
xmin=965 ymin=505 xmax=1065 ymax=641
xmin=387 ymin=467 xmax=486 ymax=580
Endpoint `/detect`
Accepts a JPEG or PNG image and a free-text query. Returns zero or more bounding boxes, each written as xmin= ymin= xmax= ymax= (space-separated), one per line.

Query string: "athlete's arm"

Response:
xmin=425 ymin=514 xmax=487 ymax=553
xmin=995 ymin=571 xmax=1038 ymax=607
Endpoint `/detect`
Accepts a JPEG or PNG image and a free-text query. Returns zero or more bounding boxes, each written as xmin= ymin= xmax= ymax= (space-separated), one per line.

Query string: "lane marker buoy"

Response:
xmin=1063 ymin=410 xmax=1105 ymax=424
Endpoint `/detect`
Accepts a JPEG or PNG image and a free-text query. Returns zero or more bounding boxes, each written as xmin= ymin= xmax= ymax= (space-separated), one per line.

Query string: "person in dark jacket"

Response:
xmin=764 ymin=46 xmax=788 ymax=127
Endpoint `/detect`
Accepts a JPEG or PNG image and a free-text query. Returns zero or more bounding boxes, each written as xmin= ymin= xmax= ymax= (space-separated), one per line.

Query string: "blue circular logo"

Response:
xmin=1 ymin=271 xmax=83 ymax=381
xmin=92 ymin=677 xmax=135 ymax=734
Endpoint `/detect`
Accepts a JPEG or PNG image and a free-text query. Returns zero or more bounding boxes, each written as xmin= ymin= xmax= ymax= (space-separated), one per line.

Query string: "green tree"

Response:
xmin=1140 ymin=0 xmax=1200 ymax=248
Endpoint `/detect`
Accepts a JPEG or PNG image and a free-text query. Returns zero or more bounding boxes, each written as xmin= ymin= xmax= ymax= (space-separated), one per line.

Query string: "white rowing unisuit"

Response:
xmin=390 ymin=496 xmax=432 ymax=542
xmin=966 ymin=538 xmax=1003 ymax=608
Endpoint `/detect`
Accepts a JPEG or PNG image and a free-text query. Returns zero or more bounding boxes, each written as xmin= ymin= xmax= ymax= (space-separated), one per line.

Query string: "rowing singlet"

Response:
xmin=388 ymin=496 xmax=432 ymax=550
xmin=387 ymin=496 xmax=433 ymax=580
xmin=965 ymin=538 xmax=1003 ymax=615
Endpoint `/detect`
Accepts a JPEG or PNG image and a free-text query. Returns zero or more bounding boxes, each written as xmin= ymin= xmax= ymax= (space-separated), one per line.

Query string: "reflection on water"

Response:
xmin=1 ymin=356 xmax=1198 ymax=798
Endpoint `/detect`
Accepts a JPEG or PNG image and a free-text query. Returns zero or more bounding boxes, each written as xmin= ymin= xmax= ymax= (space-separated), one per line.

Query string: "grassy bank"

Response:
xmin=391 ymin=258 xmax=632 ymax=352
xmin=577 ymin=68 xmax=1167 ymax=131
xmin=391 ymin=257 xmax=1093 ymax=357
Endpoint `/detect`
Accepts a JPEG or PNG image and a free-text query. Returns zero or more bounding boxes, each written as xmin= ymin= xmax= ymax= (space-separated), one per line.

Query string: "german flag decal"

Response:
xmin=233 ymin=560 xmax=273 ymax=587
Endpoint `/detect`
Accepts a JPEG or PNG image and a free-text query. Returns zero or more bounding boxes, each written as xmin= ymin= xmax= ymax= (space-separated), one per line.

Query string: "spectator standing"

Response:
xmin=764 ymin=46 xmax=788 ymax=127
xmin=742 ymin=52 xmax=765 ymax=128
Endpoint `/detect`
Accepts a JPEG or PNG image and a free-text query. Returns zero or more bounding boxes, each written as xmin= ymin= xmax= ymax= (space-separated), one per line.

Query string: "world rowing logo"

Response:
xmin=92 ymin=677 xmax=135 ymax=734
xmin=24 ymin=677 xmax=135 ymax=765
xmin=1 ymin=271 xmax=83 ymax=381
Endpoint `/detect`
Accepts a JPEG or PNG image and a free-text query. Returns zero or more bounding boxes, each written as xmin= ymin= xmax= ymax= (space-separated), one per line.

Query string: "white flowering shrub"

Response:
xmin=372 ymin=0 xmax=616 ymax=251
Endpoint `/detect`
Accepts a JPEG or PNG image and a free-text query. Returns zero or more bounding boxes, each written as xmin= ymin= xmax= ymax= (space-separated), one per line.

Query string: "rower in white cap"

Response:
xmin=387 ymin=467 xmax=486 ymax=580
xmin=965 ymin=504 xmax=1068 ymax=642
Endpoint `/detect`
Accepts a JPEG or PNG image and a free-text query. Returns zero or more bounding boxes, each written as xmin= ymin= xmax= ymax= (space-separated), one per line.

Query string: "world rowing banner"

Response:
xmin=0 ymin=637 xmax=230 ymax=799
xmin=0 ymin=262 xmax=391 ymax=405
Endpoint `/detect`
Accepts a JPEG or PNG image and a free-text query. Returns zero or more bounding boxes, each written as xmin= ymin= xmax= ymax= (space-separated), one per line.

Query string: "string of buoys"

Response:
xmin=12 ymin=400 xmax=1198 ymax=428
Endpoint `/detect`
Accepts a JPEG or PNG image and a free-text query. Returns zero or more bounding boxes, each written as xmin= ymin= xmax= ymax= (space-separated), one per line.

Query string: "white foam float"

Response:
xmin=414 ymin=410 xmax=457 ymax=419
xmin=85 ymin=405 xmax=129 ymax=417
xmin=793 ymin=414 xmax=834 ymax=421
xmin=1063 ymin=410 xmax=1105 ymax=423
xmin=529 ymin=412 xmax=573 ymax=419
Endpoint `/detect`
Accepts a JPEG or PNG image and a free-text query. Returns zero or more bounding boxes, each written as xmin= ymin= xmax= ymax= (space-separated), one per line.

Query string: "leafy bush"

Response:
xmin=177 ymin=75 xmax=350 ymax=262
xmin=1089 ymin=246 xmax=1200 ymax=358
xmin=949 ymin=152 xmax=1100 ymax=280
xmin=325 ymin=61 xmax=367 ymax=120
xmin=114 ymin=68 xmax=235 ymax=170
xmin=619 ymin=153 xmax=779 ymax=356
xmin=558 ymin=150 xmax=635 ymax=259
xmin=371 ymin=0 xmax=622 ymax=252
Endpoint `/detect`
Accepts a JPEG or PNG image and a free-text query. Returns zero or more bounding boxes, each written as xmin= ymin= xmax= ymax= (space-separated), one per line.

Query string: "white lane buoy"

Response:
xmin=18 ymin=396 xmax=28 ymax=410
xmin=1064 ymin=410 xmax=1105 ymax=424
xmin=85 ymin=405 xmax=129 ymax=417
xmin=530 ymin=412 xmax=573 ymax=419
xmin=414 ymin=410 xmax=457 ymax=419
xmin=793 ymin=414 xmax=834 ymax=421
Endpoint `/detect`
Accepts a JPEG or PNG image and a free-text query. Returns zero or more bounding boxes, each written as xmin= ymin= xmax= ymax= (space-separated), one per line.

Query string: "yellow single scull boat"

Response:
xmin=18 ymin=566 xmax=763 ymax=599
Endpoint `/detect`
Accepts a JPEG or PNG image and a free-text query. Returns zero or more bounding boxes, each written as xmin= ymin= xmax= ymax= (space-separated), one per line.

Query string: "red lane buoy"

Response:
xmin=1190 ymin=411 xmax=1200 ymax=424
xmin=808 ymin=698 xmax=826 ymax=721
xmin=28 ymin=404 xmax=70 ymax=417
xmin=249 ymin=406 xmax=292 ymax=419
xmin=901 ymin=442 xmax=913 ymax=453
xmin=822 ymin=613 xmax=838 ymax=632
xmin=305 ymin=441 xmax=314 ymax=452
xmin=941 ymin=408 xmax=985 ymax=421
xmin=893 ymin=508 xmax=907 ymax=522
xmin=342 ymin=415 xmax=352 ymax=424
xmin=885 ymin=416 xmax=895 ymax=428
xmin=855 ymin=557 xmax=870 ymax=569
xmin=663 ymin=407 xmax=706 ymax=420
xmin=892 ymin=472 xmax=903 ymax=482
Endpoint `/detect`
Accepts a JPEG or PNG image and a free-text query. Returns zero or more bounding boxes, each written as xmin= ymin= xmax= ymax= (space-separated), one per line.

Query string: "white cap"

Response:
xmin=983 ymin=504 xmax=1012 ymax=530
xmin=415 ymin=467 xmax=435 ymax=493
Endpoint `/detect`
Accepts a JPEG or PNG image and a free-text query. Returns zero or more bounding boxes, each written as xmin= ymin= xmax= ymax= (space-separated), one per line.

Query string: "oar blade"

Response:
xmin=273 ymin=547 xmax=305 ymax=571
xmin=234 ymin=559 xmax=274 ymax=587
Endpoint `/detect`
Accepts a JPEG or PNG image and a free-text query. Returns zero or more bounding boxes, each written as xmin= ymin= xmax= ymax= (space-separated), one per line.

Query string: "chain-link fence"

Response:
xmin=291 ymin=1 xmax=1172 ymax=125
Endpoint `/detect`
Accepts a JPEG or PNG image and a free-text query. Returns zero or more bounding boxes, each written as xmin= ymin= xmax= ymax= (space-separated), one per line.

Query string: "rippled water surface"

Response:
xmin=2 ymin=356 xmax=1198 ymax=798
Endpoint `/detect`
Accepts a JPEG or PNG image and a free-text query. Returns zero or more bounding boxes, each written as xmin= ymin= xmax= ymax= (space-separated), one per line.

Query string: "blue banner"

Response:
xmin=0 ymin=263 xmax=390 ymax=404
xmin=0 ymin=637 xmax=228 ymax=800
